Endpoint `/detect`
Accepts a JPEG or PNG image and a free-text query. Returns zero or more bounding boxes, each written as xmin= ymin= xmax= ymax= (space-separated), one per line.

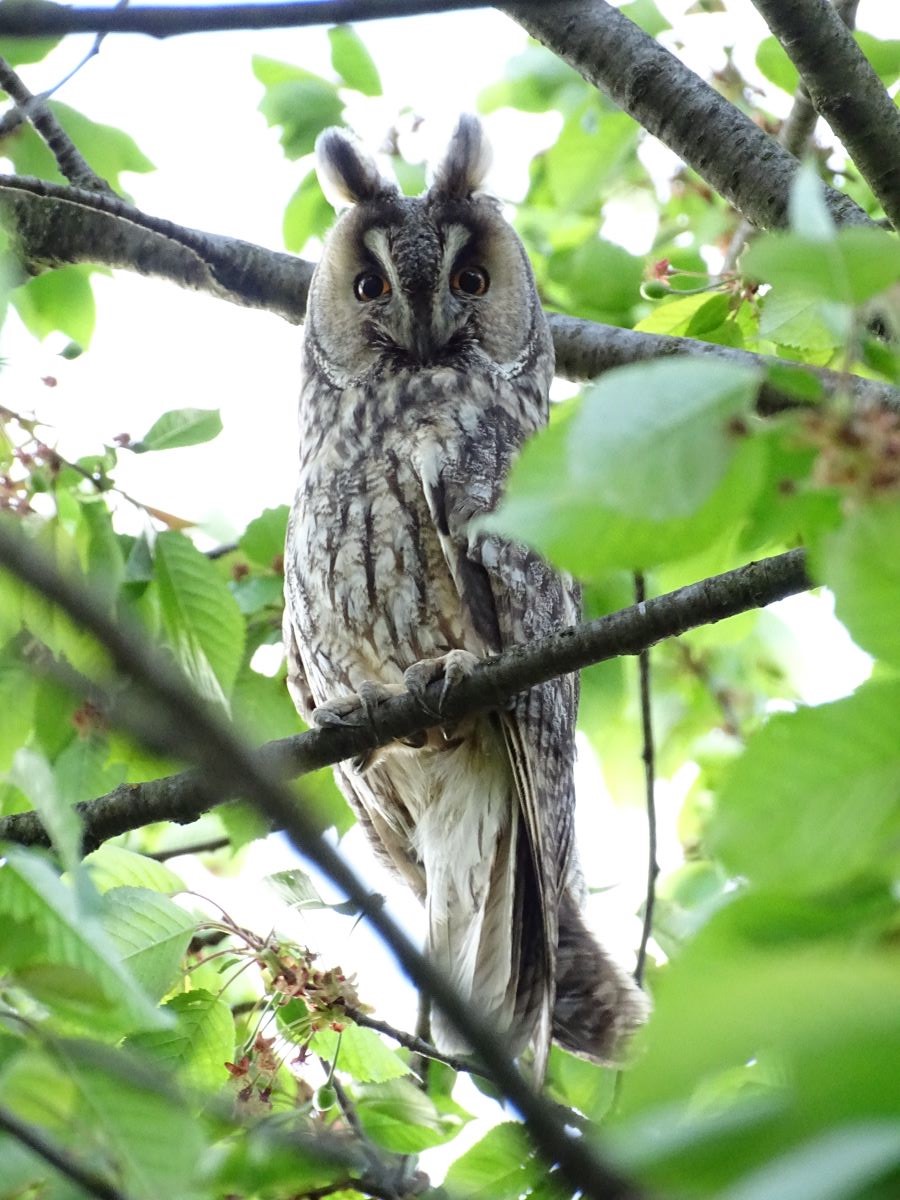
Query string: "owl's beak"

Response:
xmin=411 ymin=323 xmax=440 ymax=365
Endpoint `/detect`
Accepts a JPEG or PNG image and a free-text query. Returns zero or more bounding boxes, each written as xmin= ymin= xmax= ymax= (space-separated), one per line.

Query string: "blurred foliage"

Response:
xmin=1 ymin=8 xmax=900 ymax=1200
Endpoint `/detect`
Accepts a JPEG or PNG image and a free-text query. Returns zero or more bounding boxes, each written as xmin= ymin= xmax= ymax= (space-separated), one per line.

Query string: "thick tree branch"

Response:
xmin=502 ymin=0 xmax=871 ymax=232
xmin=0 ymin=0 xmax=488 ymax=37
xmin=0 ymin=547 xmax=813 ymax=854
xmin=751 ymin=0 xmax=900 ymax=232
xmin=0 ymin=519 xmax=646 ymax=1200
xmin=2 ymin=176 xmax=896 ymax=411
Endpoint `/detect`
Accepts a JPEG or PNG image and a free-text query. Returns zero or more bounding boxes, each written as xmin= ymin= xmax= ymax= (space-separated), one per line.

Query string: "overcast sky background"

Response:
xmin=0 ymin=0 xmax=891 ymax=1160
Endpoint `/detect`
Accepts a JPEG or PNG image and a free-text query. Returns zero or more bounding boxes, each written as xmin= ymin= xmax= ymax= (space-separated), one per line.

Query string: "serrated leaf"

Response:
xmin=354 ymin=1077 xmax=463 ymax=1151
xmin=256 ymin=67 xmax=344 ymax=160
xmin=818 ymin=499 xmax=900 ymax=668
xmin=128 ymin=989 xmax=234 ymax=1093
xmin=744 ymin=227 xmax=900 ymax=305
xmin=444 ymin=1121 xmax=538 ymax=1199
xmin=132 ymin=408 xmax=222 ymax=453
xmin=49 ymin=101 xmax=154 ymax=191
xmin=154 ymin=530 xmax=245 ymax=705
xmin=329 ymin=25 xmax=382 ymax=96
xmin=0 ymin=847 xmax=169 ymax=1033
xmin=84 ymin=845 xmax=184 ymax=895
xmin=101 ymin=887 xmax=195 ymax=1000
xmin=484 ymin=359 xmax=763 ymax=574
xmin=711 ymin=681 xmax=900 ymax=894
xmin=311 ymin=1024 xmax=407 ymax=1083
xmin=239 ymin=505 xmax=289 ymax=568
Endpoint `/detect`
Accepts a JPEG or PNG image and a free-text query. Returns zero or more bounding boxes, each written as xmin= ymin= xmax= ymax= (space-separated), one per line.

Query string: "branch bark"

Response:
xmin=0 ymin=547 xmax=813 ymax=854
xmin=0 ymin=517 xmax=647 ymax=1200
xmin=751 ymin=0 xmax=900 ymax=232
xmin=3 ymin=176 xmax=896 ymax=411
xmin=0 ymin=0 xmax=489 ymax=37
xmin=502 ymin=0 xmax=871 ymax=232
xmin=0 ymin=1103 xmax=131 ymax=1200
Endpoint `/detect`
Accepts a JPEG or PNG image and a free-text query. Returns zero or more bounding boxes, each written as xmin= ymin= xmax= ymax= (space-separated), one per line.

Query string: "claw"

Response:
xmin=310 ymin=680 xmax=404 ymax=773
xmin=403 ymin=650 xmax=479 ymax=717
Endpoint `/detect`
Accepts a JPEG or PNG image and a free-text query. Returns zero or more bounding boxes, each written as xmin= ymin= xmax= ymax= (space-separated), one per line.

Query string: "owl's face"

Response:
xmin=304 ymin=118 xmax=550 ymax=385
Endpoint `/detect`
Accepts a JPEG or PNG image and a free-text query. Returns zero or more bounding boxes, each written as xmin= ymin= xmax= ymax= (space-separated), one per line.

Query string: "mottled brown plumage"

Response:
xmin=283 ymin=117 xmax=645 ymax=1074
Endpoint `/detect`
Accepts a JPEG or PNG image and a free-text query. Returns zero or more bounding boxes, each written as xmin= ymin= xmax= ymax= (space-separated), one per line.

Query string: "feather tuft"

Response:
xmin=429 ymin=114 xmax=492 ymax=200
xmin=315 ymin=126 xmax=398 ymax=209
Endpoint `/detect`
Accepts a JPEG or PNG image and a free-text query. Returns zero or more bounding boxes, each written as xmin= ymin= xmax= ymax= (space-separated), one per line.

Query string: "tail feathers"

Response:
xmin=552 ymin=893 xmax=649 ymax=1064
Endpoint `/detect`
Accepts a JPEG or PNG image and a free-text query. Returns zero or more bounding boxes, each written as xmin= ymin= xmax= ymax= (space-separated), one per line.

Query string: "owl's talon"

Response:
xmin=311 ymin=680 xmax=403 ymax=731
xmin=403 ymin=650 xmax=480 ymax=717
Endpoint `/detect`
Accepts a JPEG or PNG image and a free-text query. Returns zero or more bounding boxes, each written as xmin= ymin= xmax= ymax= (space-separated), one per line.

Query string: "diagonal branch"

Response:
xmin=0 ymin=58 xmax=110 ymax=191
xmin=750 ymin=0 xmax=900 ymax=232
xmin=0 ymin=547 xmax=813 ymax=854
xmin=0 ymin=518 xmax=647 ymax=1200
xmin=502 ymin=0 xmax=871 ymax=232
xmin=0 ymin=1103 xmax=132 ymax=1200
xmin=2 ymin=176 xmax=897 ymax=411
xmin=0 ymin=0 xmax=489 ymax=37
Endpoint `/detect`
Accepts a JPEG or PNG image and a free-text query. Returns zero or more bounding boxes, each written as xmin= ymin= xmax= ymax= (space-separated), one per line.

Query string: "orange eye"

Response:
xmin=451 ymin=266 xmax=490 ymax=297
xmin=354 ymin=272 xmax=391 ymax=302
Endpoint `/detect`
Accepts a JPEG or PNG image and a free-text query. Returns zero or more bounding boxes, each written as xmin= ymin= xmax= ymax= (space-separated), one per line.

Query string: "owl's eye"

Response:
xmin=451 ymin=266 xmax=490 ymax=297
xmin=354 ymin=271 xmax=391 ymax=302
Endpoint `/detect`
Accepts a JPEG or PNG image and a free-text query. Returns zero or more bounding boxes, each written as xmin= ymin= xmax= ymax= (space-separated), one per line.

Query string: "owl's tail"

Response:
xmin=552 ymin=891 xmax=650 ymax=1063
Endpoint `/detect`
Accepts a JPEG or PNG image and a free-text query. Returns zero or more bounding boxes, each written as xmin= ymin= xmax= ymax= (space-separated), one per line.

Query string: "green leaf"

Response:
xmin=744 ymin=227 xmax=900 ymax=305
xmin=0 ymin=847 xmax=169 ymax=1033
xmin=83 ymin=845 xmax=184 ymax=896
xmin=788 ymin=160 xmax=835 ymax=241
xmin=0 ymin=650 xmax=36 ymax=773
xmin=9 ymin=747 xmax=82 ymax=873
xmin=128 ymin=989 xmax=234 ymax=1093
xmin=53 ymin=735 xmax=125 ymax=808
xmin=0 ymin=35 xmax=60 ymax=65
xmin=311 ymin=1024 xmax=408 ymax=1084
xmin=484 ymin=358 xmax=763 ymax=574
xmin=239 ymin=504 xmax=289 ymax=568
xmin=818 ymin=499 xmax=900 ymax=668
xmin=756 ymin=35 xmax=799 ymax=95
xmin=79 ymin=497 xmax=126 ymax=607
xmin=856 ymin=32 xmax=900 ymax=86
xmin=12 ymin=266 xmax=97 ymax=347
xmin=444 ymin=1121 xmax=538 ymax=1199
xmin=154 ymin=530 xmax=245 ymax=705
xmin=254 ymin=58 xmax=344 ymax=160
xmin=710 ymin=681 xmax=900 ymax=894
xmin=49 ymin=102 xmax=154 ymax=190
xmin=354 ymin=1077 xmax=465 ymax=1151
xmin=101 ymin=887 xmax=195 ymax=1001
xmin=545 ymin=1046 xmax=616 ymax=1122
xmin=283 ymin=169 xmax=334 ymax=251
xmin=132 ymin=408 xmax=222 ymax=453
xmin=329 ymin=25 xmax=382 ymax=96
xmin=479 ymin=44 xmax=581 ymax=114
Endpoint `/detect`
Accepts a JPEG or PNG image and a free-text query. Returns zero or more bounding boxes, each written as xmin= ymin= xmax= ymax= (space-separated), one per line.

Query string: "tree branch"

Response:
xmin=632 ymin=574 xmax=657 ymax=989
xmin=751 ymin=0 xmax=900 ymax=232
xmin=0 ymin=57 xmax=110 ymax=191
xmin=0 ymin=547 xmax=813 ymax=854
xmin=2 ymin=175 xmax=896 ymax=411
xmin=0 ymin=1102 xmax=132 ymax=1200
xmin=0 ymin=517 xmax=647 ymax=1200
xmin=344 ymin=1005 xmax=485 ymax=1078
xmin=502 ymin=0 xmax=871 ymax=232
xmin=0 ymin=0 xmax=489 ymax=38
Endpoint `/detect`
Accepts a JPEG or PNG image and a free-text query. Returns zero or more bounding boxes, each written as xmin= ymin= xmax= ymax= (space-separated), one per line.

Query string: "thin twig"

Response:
xmin=409 ymin=992 xmax=433 ymax=1087
xmin=0 ymin=1103 xmax=132 ymax=1200
xmin=0 ymin=57 xmax=110 ymax=190
xmin=147 ymin=836 xmax=232 ymax=860
xmin=633 ymin=574 xmax=657 ymax=989
xmin=344 ymin=1005 xmax=485 ymax=1078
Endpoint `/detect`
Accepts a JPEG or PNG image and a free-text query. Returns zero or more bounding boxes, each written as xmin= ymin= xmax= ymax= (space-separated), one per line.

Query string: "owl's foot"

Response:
xmin=403 ymin=649 xmax=480 ymax=719
xmin=311 ymin=681 xmax=405 ymax=771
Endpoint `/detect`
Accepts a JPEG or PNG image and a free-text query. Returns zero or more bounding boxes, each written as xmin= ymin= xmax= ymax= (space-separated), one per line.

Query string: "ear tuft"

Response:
xmin=429 ymin=114 xmax=492 ymax=200
xmin=315 ymin=127 xmax=397 ymax=208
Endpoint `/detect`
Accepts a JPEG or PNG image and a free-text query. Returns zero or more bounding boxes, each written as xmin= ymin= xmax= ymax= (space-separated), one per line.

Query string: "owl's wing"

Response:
xmin=417 ymin=425 xmax=580 ymax=1076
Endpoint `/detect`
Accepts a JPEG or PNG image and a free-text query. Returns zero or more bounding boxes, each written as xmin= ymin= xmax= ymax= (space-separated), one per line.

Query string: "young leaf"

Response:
xmin=353 ymin=1077 xmax=465 ymax=1151
xmin=12 ymin=266 xmax=97 ymax=347
xmin=154 ymin=530 xmax=245 ymax=705
xmin=131 ymin=408 xmax=222 ymax=453
xmin=311 ymin=1023 xmax=408 ymax=1083
xmin=329 ymin=25 xmax=382 ymax=96
xmin=9 ymin=748 xmax=82 ymax=874
xmin=84 ymin=845 xmax=185 ymax=896
xmin=444 ymin=1121 xmax=539 ymax=1200
xmin=743 ymin=227 xmax=900 ymax=305
xmin=239 ymin=504 xmax=289 ymax=568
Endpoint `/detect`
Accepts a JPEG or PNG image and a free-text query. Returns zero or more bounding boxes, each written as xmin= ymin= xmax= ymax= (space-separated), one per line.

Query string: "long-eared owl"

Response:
xmin=283 ymin=116 xmax=646 ymax=1073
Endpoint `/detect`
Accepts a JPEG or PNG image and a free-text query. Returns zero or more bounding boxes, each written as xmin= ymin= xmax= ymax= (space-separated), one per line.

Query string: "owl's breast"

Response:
xmin=286 ymin=437 xmax=475 ymax=703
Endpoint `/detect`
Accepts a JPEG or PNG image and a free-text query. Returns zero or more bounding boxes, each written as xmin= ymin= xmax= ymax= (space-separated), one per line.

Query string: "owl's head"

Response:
xmin=304 ymin=116 xmax=550 ymax=384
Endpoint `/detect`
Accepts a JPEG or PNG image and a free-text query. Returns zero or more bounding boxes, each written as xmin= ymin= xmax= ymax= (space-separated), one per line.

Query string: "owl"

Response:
xmin=283 ymin=116 xmax=646 ymax=1075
